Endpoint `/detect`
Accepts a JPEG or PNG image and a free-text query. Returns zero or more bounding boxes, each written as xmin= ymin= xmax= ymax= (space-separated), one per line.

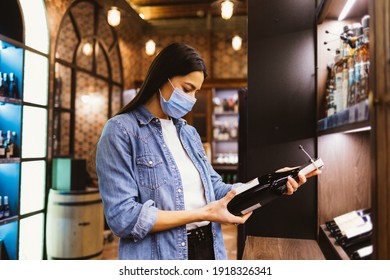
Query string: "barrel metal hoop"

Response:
xmin=51 ymin=199 xmax=102 ymax=206
xmin=49 ymin=251 xmax=103 ymax=260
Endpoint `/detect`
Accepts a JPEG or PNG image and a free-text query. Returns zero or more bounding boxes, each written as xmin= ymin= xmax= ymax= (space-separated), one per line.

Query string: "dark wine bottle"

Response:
xmin=350 ymin=245 xmax=373 ymax=260
xmin=0 ymin=72 xmax=5 ymax=97
xmin=0 ymin=196 xmax=4 ymax=220
xmin=227 ymin=157 xmax=324 ymax=216
xmin=2 ymin=196 xmax=10 ymax=218
xmin=9 ymin=73 xmax=18 ymax=99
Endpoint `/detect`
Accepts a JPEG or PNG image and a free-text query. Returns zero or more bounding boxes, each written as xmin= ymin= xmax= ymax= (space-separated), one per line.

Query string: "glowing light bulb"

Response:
xmin=145 ymin=40 xmax=156 ymax=56
xmin=221 ymin=0 xmax=234 ymax=20
xmin=232 ymin=35 xmax=242 ymax=51
xmin=107 ymin=6 xmax=121 ymax=27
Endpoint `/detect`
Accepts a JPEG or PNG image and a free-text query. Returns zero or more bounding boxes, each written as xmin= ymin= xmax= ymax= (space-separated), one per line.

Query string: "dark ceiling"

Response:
xmin=125 ymin=0 xmax=247 ymax=21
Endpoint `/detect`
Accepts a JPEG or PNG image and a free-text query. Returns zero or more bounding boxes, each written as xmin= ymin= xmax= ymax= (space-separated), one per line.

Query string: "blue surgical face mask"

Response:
xmin=159 ymin=79 xmax=197 ymax=118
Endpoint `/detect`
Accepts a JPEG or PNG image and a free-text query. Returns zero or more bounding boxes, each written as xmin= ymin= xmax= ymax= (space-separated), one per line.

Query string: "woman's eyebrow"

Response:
xmin=183 ymin=82 xmax=199 ymax=91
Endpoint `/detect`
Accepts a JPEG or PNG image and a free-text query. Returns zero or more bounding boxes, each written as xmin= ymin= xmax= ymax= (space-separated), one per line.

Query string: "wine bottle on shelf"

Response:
xmin=0 ymin=72 xmax=5 ymax=97
xmin=5 ymin=130 xmax=14 ymax=158
xmin=325 ymin=208 xmax=371 ymax=230
xmin=227 ymin=145 xmax=324 ymax=216
xmin=330 ymin=213 xmax=371 ymax=237
xmin=0 ymin=196 xmax=4 ymax=220
xmin=9 ymin=73 xmax=18 ymax=99
xmin=335 ymin=217 xmax=372 ymax=248
xmin=2 ymin=196 xmax=10 ymax=219
xmin=2 ymin=73 xmax=10 ymax=97
xmin=0 ymin=130 xmax=5 ymax=158
xmin=350 ymin=245 xmax=373 ymax=260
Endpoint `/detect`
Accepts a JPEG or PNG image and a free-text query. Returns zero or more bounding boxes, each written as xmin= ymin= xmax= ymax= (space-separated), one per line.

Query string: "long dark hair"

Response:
xmin=117 ymin=42 xmax=208 ymax=115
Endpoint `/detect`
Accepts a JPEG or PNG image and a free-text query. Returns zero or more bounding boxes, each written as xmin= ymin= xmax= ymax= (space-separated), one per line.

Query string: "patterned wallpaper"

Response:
xmin=44 ymin=0 xmax=247 ymax=182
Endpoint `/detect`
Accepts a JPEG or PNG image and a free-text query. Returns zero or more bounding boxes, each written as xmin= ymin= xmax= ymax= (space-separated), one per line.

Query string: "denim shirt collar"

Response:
xmin=134 ymin=105 xmax=187 ymax=127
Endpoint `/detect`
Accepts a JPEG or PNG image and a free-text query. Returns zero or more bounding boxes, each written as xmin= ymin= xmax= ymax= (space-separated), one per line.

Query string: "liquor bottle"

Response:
xmin=227 ymin=146 xmax=324 ymax=216
xmin=5 ymin=130 xmax=14 ymax=158
xmin=2 ymin=196 xmax=10 ymax=218
xmin=8 ymin=73 xmax=18 ymax=99
xmin=2 ymin=73 xmax=10 ymax=97
xmin=325 ymin=208 xmax=371 ymax=230
xmin=0 ymin=130 xmax=5 ymax=158
xmin=335 ymin=217 xmax=372 ymax=248
xmin=347 ymin=23 xmax=360 ymax=107
xmin=333 ymin=49 xmax=343 ymax=113
xmin=0 ymin=72 xmax=5 ymax=97
xmin=0 ymin=196 xmax=4 ymax=220
xmin=355 ymin=15 xmax=370 ymax=102
xmin=350 ymin=245 xmax=373 ymax=260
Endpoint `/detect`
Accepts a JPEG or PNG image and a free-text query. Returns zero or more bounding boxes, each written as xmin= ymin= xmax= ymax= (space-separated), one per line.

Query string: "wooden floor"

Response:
xmin=102 ymin=224 xmax=238 ymax=260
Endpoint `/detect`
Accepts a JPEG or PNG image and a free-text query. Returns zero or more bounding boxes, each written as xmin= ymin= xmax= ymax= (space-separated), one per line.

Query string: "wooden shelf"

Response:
xmin=0 ymin=157 xmax=21 ymax=164
xmin=243 ymin=236 xmax=325 ymax=260
xmin=0 ymin=96 xmax=22 ymax=105
xmin=318 ymin=224 xmax=350 ymax=260
xmin=0 ymin=215 xmax=18 ymax=226
xmin=212 ymin=164 xmax=238 ymax=171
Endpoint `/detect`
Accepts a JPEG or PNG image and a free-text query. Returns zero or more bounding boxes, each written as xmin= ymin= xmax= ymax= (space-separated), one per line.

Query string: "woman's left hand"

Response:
xmin=276 ymin=167 xmax=322 ymax=195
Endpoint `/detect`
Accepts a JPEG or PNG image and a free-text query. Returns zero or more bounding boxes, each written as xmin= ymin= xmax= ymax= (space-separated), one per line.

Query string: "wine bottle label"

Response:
xmin=334 ymin=211 xmax=360 ymax=225
xmin=344 ymin=220 xmax=372 ymax=239
xmin=235 ymin=178 xmax=259 ymax=195
xmin=338 ymin=215 xmax=368 ymax=233
xmin=356 ymin=245 xmax=373 ymax=258
xmin=241 ymin=203 xmax=262 ymax=215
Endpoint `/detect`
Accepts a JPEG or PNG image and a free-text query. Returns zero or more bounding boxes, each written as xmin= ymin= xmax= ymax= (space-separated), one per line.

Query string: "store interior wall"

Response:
xmin=44 ymin=0 xmax=248 ymax=185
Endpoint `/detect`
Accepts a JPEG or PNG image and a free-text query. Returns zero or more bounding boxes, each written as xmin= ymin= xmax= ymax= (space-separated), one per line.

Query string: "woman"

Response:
xmin=96 ymin=43 xmax=316 ymax=260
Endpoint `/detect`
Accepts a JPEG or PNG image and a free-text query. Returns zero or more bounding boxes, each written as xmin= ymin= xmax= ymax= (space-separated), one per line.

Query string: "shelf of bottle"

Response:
xmin=0 ymin=215 xmax=18 ymax=226
xmin=212 ymin=163 xmax=238 ymax=171
xmin=0 ymin=96 xmax=22 ymax=105
xmin=213 ymin=111 xmax=238 ymax=116
xmin=213 ymin=138 xmax=238 ymax=143
xmin=318 ymin=224 xmax=350 ymax=260
xmin=317 ymin=99 xmax=369 ymax=135
xmin=0 ymin=157 xmax=21 ymax=164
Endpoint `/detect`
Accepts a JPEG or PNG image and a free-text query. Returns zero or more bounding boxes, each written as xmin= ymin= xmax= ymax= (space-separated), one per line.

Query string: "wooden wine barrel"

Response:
xmin=46 ymin=188 xmax=104 ymax=260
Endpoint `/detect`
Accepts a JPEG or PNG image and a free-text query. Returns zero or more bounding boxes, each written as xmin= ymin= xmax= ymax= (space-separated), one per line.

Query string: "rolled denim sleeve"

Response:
xmin=96 ymin=118 xmax=158 ymax=241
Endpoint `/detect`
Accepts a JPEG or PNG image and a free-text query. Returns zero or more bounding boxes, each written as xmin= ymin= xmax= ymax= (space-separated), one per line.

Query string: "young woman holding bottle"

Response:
xmin=96 ymin=42 xmax=319 ymax=260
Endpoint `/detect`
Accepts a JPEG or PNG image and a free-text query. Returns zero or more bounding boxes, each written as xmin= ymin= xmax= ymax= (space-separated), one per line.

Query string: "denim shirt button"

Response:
xmin=177 ymin=188 xmax=182 ymax=193
xmin=181 ymin=242 xmax=186 ymax=247
xmin=149 ymin=160 xmax=153 ymax=165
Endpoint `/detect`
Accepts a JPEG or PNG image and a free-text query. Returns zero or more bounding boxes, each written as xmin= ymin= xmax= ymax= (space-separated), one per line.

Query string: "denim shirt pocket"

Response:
xmin=136 ymin=155 xmax=166 ymax=190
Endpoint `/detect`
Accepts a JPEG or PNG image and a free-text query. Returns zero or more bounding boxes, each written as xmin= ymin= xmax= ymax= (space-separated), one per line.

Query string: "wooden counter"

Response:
xmin=242 ymin=236 xmax=325 ymax=260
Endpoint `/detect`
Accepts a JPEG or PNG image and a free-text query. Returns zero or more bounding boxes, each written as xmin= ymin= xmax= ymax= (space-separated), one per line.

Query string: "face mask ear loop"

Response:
xmin=159 ymin=88 xmax=167 ymax=102
xmin=168 ymin=78 xmax=175 ymax=89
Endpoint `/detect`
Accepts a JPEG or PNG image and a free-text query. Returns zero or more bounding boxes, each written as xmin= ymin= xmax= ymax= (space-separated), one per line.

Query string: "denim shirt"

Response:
xmin=96 ymin=106 xmax=235 ymax=260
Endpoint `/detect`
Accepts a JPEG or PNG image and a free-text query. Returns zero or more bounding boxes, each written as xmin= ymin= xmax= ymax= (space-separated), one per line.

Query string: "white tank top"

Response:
xmin=159 ymin=118 xmax=209 ymax=230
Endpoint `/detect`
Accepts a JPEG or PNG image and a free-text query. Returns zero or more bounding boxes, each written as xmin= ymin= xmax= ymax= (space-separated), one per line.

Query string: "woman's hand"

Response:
xmin=201 ymin=189 xmax=252 ymax=225
xmin=276 ymin=167 xmax=322 ymax=195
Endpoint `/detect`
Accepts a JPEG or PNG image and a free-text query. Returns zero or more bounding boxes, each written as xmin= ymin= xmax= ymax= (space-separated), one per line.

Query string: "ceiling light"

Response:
xmin=232 ymin=35 xmax=242 ymax=51
xmin=107 ymin=6 xmax=121 ymax=27
xmin=82 ymin=42 xmax=93 ymax=56
xmin=338 ymin=0 xmax=356 ymax=21
xmin=221 ymin=0 xmax=234 ymax=20
xmin=145 ymin=39 xmax=156 ymax=56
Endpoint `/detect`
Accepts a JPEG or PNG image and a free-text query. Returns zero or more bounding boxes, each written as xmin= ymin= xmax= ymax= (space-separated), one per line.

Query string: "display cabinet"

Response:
xmin=185 ymin=79 xmax=246 ymax=184
xmin=0 ymin=0 xmax=49 ymax=260
xmin=316 ymin=0 xmax=390 ymax=259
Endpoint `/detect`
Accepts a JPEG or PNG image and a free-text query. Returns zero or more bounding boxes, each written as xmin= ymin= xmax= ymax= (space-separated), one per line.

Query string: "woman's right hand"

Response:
xmin=201 ymin=189 xmax=252 ymax=225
